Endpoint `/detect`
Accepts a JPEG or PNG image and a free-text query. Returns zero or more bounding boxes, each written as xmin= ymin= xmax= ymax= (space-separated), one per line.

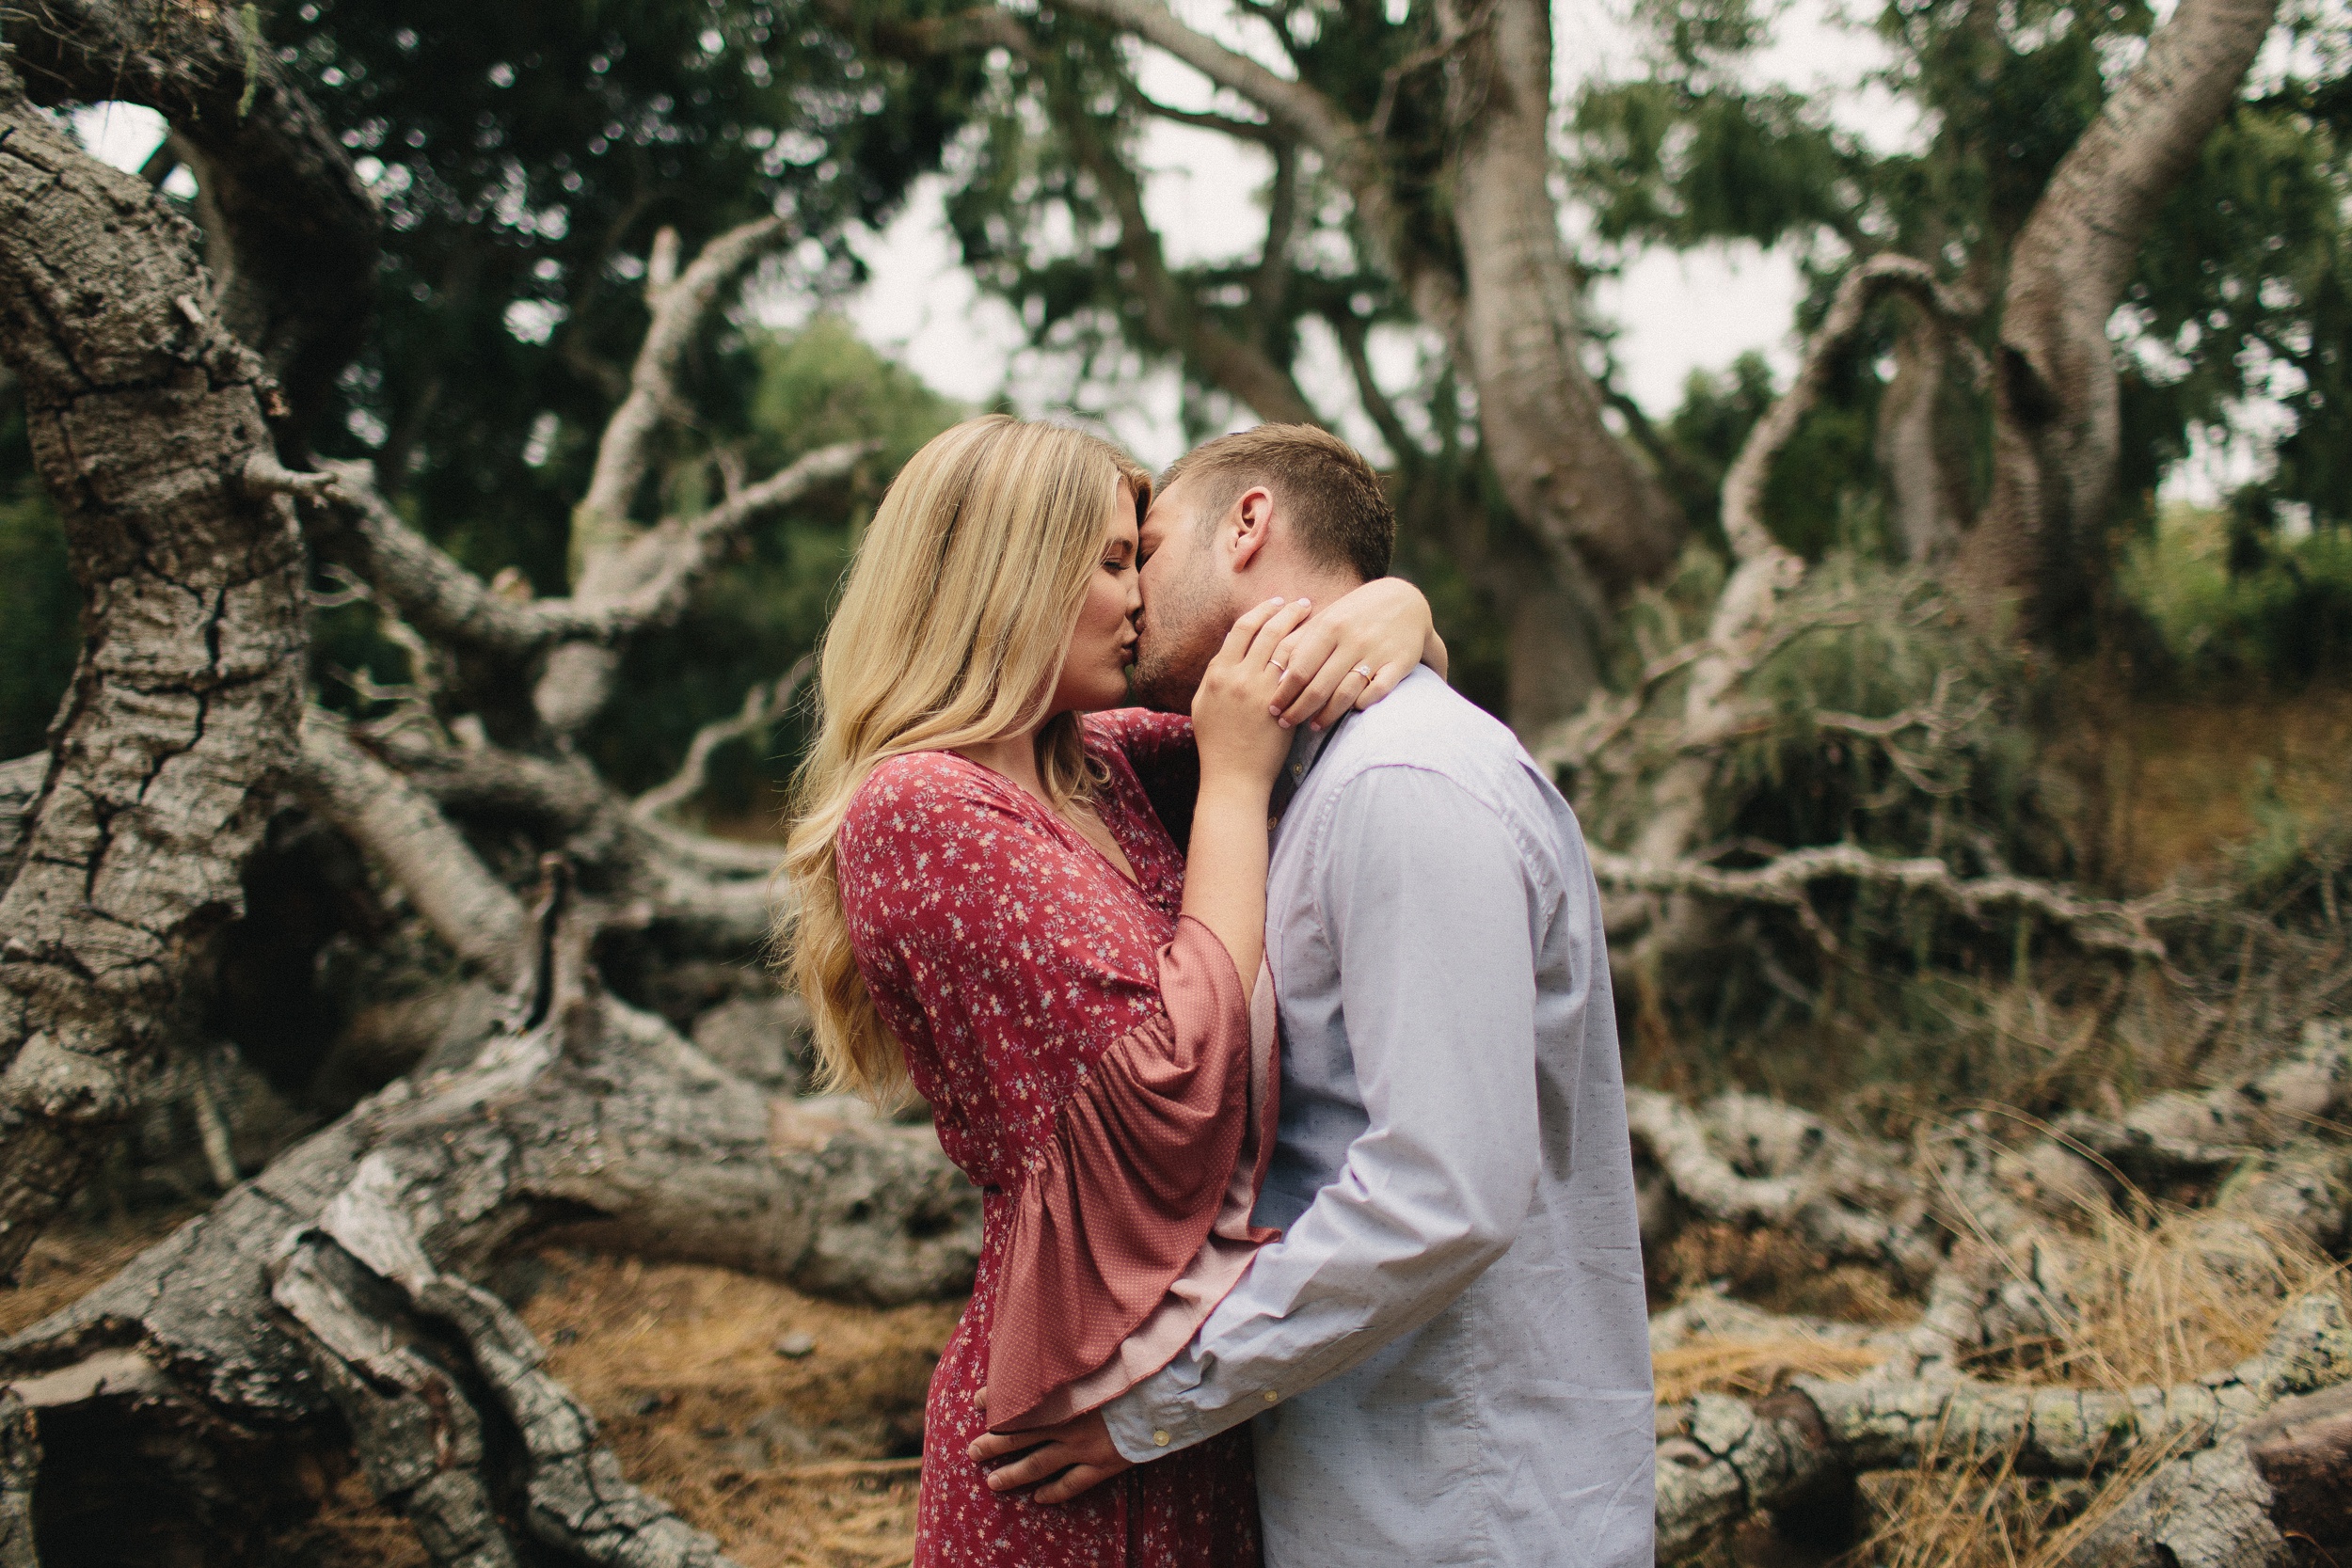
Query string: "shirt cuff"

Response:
xmin=1106 ymin=1346 xmax=1248 ymax=1463
xmin=1103 ymin=1380 xmax=1198 ymax=1463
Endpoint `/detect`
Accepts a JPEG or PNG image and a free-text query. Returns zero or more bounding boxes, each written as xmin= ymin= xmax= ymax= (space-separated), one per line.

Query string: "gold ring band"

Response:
xmin=1352 ymin=663 xmax=1375 ymax=680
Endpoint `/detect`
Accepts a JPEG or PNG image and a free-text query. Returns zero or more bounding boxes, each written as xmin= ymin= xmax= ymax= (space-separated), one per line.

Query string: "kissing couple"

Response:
xmin=776 ymin=418 xmax=1654 ymax=1566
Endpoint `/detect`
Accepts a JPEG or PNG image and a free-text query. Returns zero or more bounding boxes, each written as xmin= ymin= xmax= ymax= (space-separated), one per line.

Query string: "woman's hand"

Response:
xmin=1191 ymin=596 xmax=1310 ymax=793
xmin=1265 ymin=576 xmax=1447 ymax=731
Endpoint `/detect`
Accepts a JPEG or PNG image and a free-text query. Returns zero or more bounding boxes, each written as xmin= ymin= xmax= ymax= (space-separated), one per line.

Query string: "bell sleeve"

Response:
xmin=984 ymin=918 xmax=1281 ymax=1433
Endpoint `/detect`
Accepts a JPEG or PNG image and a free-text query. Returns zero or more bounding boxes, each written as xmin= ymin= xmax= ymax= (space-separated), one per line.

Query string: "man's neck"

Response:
xmin=1238 ymin=567 xmax=1362 ymax=615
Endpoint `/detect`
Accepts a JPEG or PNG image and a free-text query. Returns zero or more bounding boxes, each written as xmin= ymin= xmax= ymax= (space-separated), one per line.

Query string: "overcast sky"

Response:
xmin=71 ymin=0 xmax=2249 ymax=495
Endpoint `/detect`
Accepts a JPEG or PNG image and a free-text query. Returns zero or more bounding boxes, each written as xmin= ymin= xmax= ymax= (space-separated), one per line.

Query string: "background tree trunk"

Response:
xmin=1958 ymin=0 xmax=2281 ymax=636
xmin=1441 ymin=0 xmax=1687 ymax=616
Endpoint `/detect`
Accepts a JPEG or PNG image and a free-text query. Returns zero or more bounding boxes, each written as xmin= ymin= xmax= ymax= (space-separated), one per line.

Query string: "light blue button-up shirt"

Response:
xmin=1103 ymin=669 xmax=1655 ymax=1565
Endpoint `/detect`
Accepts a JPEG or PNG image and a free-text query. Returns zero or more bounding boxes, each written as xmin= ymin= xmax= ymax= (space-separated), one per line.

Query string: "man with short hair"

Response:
xmin=972 ymin=424 xmax=1655 ymax=1565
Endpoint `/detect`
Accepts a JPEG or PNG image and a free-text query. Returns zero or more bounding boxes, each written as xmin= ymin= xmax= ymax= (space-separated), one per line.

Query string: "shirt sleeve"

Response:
xmin=1100 ymin=764 xmax=1544 ymax=1461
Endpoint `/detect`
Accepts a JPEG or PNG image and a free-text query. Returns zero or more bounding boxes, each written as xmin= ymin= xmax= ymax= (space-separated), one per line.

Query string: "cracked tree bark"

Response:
xmin=0 ymin=65 xmax=310 ymax=1282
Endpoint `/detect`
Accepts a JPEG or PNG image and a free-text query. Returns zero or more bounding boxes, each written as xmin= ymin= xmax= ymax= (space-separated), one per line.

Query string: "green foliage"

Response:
xmin=264 ymin=0 xmax=977 ymax=595
xmin=0 ymin=384 xmax=75 ymax=760
xmin=2122 ymin=505 xmax=2352 ymax=680
xmin=1572 ymin=0 xmax=2352 ymax=593
xmin=0 ymin=492 xmax=75 ymax=760
xmin=582 ymin=316 xmax=964 ymax=805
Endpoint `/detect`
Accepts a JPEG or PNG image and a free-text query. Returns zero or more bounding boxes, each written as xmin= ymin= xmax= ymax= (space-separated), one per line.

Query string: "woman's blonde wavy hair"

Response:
xmin=774 ymin=416 xmax=1151 ymax=1101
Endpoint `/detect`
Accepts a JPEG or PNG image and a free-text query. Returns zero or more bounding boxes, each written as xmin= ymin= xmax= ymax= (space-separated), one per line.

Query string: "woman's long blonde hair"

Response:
xmin=774 ymin=416 xmax=1151 ymax=1101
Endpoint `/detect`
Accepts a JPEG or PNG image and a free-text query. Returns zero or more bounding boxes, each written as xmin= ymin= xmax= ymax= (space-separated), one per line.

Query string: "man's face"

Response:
xmin=1132 ymin=475 xmax=1233 ymax=713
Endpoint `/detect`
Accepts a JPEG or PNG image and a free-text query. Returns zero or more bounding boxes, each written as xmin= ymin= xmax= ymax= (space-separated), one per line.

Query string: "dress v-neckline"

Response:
xmin=954 ymin=752 xmax=1142 ymax=889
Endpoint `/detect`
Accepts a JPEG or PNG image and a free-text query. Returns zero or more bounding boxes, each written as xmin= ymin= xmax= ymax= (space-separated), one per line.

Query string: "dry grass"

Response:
xmin=1659 ymin=1200 xmax=2347 ymax=1567
xmin=0 ymin=1205 xmax=196 ymax=1338
xmin=2099 ymin=679 xmax=2352 ymax=895
xmin=1653 ymin=1336 xmax=1887 ymax=1406
xmin=1867 ymin=1205 xmax=2340 ymax=1568
xmin=1989 ymin=1203 xmax=2350 ymax=1390
xmin=512 ymin=1249 xmax=961 ymax=1568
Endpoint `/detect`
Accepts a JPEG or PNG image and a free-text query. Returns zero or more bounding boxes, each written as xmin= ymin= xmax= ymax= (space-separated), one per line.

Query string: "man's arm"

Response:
xmin=1103 ymin=763 xmax=1543 ymax=1460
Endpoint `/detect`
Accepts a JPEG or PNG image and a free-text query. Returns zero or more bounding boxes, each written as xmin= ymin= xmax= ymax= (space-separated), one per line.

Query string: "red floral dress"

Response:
xmin=837 ymin=710 xmax=1265 ymax=1568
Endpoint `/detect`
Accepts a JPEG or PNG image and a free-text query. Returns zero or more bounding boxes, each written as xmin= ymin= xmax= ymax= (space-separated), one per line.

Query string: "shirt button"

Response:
xmin=1262 ymin=1389 xmax=1279 ymax=1403
xmin=1152 ymin=1430 xmax=1171 ymax=1448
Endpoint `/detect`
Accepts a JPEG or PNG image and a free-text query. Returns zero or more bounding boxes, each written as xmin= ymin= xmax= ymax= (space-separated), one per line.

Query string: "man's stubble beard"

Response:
xmin=1131 ymin=554 xmax=1232 ymax=715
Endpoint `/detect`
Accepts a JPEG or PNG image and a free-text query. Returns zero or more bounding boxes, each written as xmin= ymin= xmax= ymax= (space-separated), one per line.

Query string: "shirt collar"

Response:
xmin=1268 ymin=710 xmax=1349 ymax=825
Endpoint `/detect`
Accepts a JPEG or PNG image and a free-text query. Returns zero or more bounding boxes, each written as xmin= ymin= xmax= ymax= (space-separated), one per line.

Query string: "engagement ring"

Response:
xmin=1353 ymin=663 xmax=1374 ymax=680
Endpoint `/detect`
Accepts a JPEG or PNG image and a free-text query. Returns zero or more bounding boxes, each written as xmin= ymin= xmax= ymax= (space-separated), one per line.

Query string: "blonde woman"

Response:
xmin=777 ymin=416 xmax=1439 ymax=1566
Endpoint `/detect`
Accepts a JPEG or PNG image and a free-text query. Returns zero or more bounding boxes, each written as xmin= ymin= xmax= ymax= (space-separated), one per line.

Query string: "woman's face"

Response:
xmin=1048 ymin=479 xmax=1143 ymax=716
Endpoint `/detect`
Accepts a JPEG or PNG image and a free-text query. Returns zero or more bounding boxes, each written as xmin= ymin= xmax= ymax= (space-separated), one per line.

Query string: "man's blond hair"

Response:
xmin=1160 ymin=423 xmax=1393 ymax=581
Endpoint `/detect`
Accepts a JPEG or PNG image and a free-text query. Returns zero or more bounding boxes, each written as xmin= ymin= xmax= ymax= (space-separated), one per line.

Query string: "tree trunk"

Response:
xmin=8 ymin=0 xmax=380 ymax=435
xmin=0 ymin=68 xmax=310 ymax=1281
xmin=1440 ymin=0 xmax=1687 ymax=602
xmin=1874 ymin=309 xmax=1972 ymax=562
xmin=1957 ymin=0 xmax=2280 ymax=637
xmin=1503 ymin=575 xmax=1605 ymax=738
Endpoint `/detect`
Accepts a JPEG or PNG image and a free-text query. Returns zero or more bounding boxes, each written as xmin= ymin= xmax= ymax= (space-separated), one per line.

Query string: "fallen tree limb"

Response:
xmin=1627 ymin=1088 xmax=1940 ymax=1282
xmin=1588 ymin=842 xmax=2170 ymax=959
xmin=0 ymin=887 xmax=977 ymax=1560
xmin=2060 ymin=1377 xmax=2352 ymax=1566
xmin=1655 ymin=1290 xmax=2352 ymax=1561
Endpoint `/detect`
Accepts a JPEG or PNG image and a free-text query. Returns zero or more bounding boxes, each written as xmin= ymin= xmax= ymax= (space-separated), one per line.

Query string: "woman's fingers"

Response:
xmin=1279 ymin=641 xmax=1366 ymax=728
xmin=1310 ymin=663 xmax=1378 ymax=730
xmin=1264 ymin=621 xmax=1338 ymax=716
xmin=1242 ymin=598 xmax=1313 ymax=675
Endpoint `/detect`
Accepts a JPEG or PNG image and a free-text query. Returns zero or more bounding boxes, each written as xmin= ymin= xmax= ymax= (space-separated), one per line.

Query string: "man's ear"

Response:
xmin=1228 ymin=486 xmax=1275 ymax=575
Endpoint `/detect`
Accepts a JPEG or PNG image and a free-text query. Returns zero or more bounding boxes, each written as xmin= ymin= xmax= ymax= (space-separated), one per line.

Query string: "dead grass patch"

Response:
xmin=0 ymin=1206 xmax=195 ymax=1338
xmin=1649 ymin=1222 xmax=1914 ymax=1324
xmin=1653 ymin=1336 xmax=1887 ymax=1405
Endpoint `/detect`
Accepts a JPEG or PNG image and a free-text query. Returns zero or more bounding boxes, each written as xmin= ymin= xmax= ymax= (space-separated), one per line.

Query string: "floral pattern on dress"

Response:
xmin=837 ymin=708 xmax=1261 ymax=1568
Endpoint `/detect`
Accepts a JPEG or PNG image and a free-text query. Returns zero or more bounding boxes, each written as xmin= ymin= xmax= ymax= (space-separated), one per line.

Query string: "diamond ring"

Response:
xmin=1352 ymin=663 xmax=1375 ymax=680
